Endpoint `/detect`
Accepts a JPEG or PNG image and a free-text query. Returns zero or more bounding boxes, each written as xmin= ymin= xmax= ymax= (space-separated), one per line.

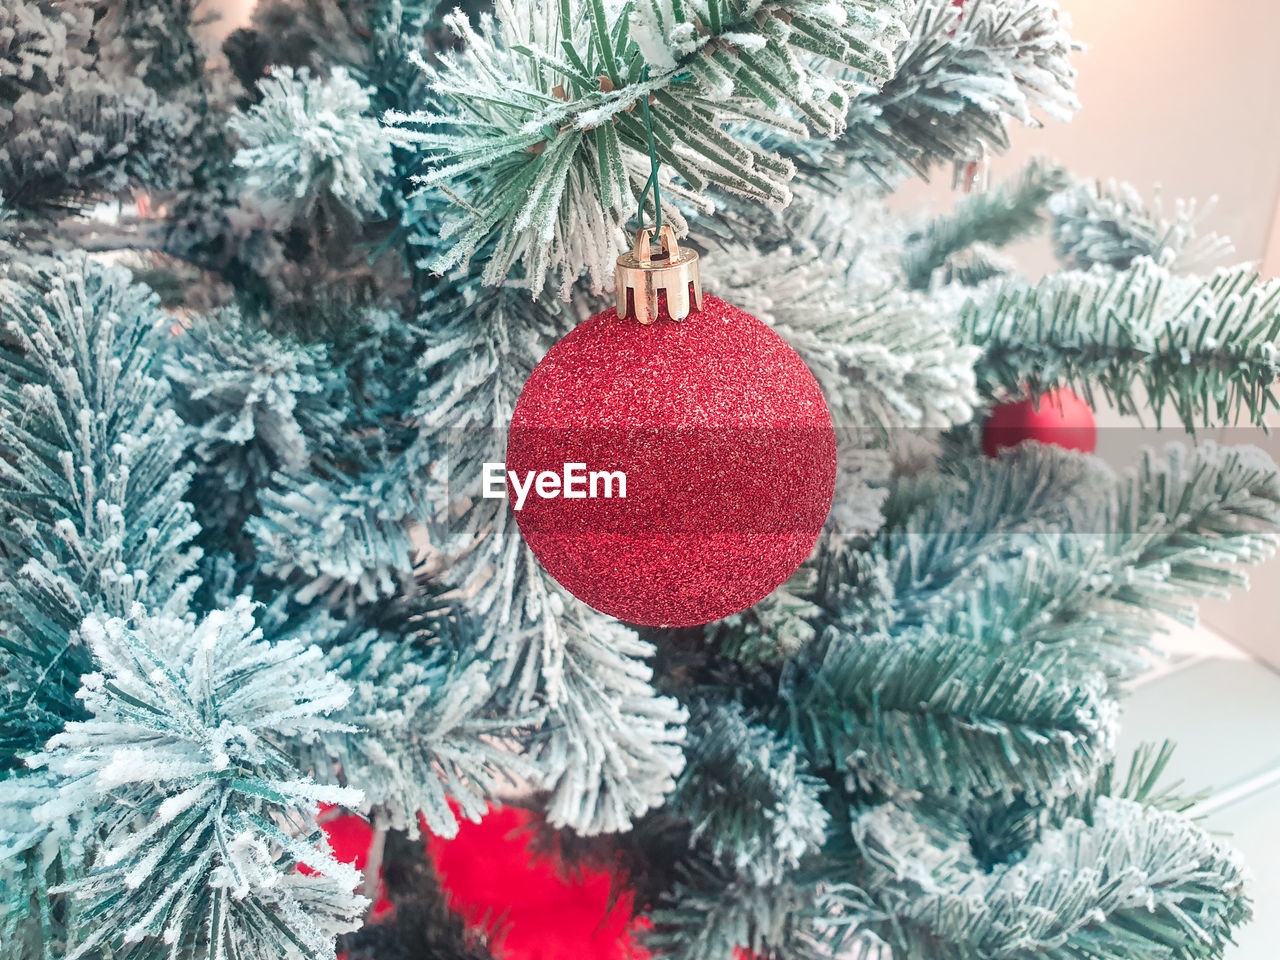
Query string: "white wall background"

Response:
xmin=205 ymin=0 xmax=255 ymax=43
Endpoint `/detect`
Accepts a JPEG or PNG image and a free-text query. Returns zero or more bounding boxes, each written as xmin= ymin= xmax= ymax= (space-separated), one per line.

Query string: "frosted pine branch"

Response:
xmin=28 ymin=599 xmax=365 ymax=960
xmin=673 ymin=702 xmax=829 ymax=886
xmin=1051 ymin=178 xmax=1236 ymax=273
xmin=514 ymin=568 xmax=690 ymax=836
xmin=166 ymin=307 xmax=345 ymax=504
xmin=962 ymin=259 xmax=1280 ymax=428
xmin=901 ymin=158 xmax=1070 ymax=289
xmin=1102 ymin=442 xmax=1280 ymax=617
xmin=801 ymin=614 xmax=1118 ymax=804
xmin=701 ymin=201 xmax=980 ymax=432
xmin=799 ymin=442 xmax=1280 ymax=806
xmin=835 ymin=0 xmax=1079 ymax=183
xmin=647 ymin=866 xmax=824 ymax=959
xmin=306 ymin=611 xmax=544 ymax=839
xmin=249 ymin=475 xmax=419 ymax=607
xmin=0 ymin=769 xmax=76 ymax=958
xmin=0 ymin=0 xmax=214 ymax=211
xmin=393 ymin=0 xmax=911 ymax=293
xmin=873 ymin=443 xmax=1280 ymax=662
xmin=232 ymin=66 xmax=403 ymax=218
xmin=705 ymin=579 xmax=822 ymax=669
xmin=0 ymin=260 xmax=201 ymax=764
xmin=845 ymin=797 xmax=1249 ymax=959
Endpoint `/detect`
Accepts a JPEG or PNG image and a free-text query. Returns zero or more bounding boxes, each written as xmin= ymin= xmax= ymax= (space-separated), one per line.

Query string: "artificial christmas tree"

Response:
xmin=2 ymin=2 xmax=1279 ymax=960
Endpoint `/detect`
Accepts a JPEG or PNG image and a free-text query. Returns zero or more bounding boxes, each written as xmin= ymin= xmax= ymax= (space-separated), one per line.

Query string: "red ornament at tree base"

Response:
xmin=427 ymin=805 xmax=647 ymax=960
xmin=427 ymin=805 xmax=764 ymax=960
xmin=981 ymin=388 xmax=1097 ymax=458
xmin=315 ymin=801 xmax=764 ymax=960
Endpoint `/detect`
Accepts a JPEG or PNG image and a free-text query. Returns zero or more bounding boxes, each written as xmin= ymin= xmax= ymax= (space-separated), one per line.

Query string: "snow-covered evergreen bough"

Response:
xmin=2 ymin=1 xmax=1279 ymax=958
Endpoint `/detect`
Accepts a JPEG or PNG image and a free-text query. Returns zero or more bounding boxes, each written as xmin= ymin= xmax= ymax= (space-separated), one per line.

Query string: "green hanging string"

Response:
xmin=636 ymin=66 xmax=662 ymax=238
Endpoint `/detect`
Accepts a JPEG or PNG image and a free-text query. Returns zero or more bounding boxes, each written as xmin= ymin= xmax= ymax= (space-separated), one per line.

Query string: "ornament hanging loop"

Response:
xmin=615 ymin=224 xmax=702 ymax=325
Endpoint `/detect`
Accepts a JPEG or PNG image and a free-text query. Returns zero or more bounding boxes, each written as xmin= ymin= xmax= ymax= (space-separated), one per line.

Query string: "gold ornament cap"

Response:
xmin=615 ymin=224 xmax=702 ymax=325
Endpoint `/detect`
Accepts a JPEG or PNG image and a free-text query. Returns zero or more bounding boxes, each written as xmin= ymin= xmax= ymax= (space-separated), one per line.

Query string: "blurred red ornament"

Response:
xmin=426 ymin=805 xmax=647 ymax=960
xmin=506 ymin=294 xmax=836 ymax=628
xmin=981 ymin=388 xmax=1097 ymax=458
xmin=315 ymin=801 xmax=764 ymax=960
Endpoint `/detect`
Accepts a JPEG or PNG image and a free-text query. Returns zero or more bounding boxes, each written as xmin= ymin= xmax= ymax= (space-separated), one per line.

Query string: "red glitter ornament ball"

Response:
xmin=506 ymin=295 xmax=837 ymax=627
xmin=981 ymin=388 xmax=1097 ymax=458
